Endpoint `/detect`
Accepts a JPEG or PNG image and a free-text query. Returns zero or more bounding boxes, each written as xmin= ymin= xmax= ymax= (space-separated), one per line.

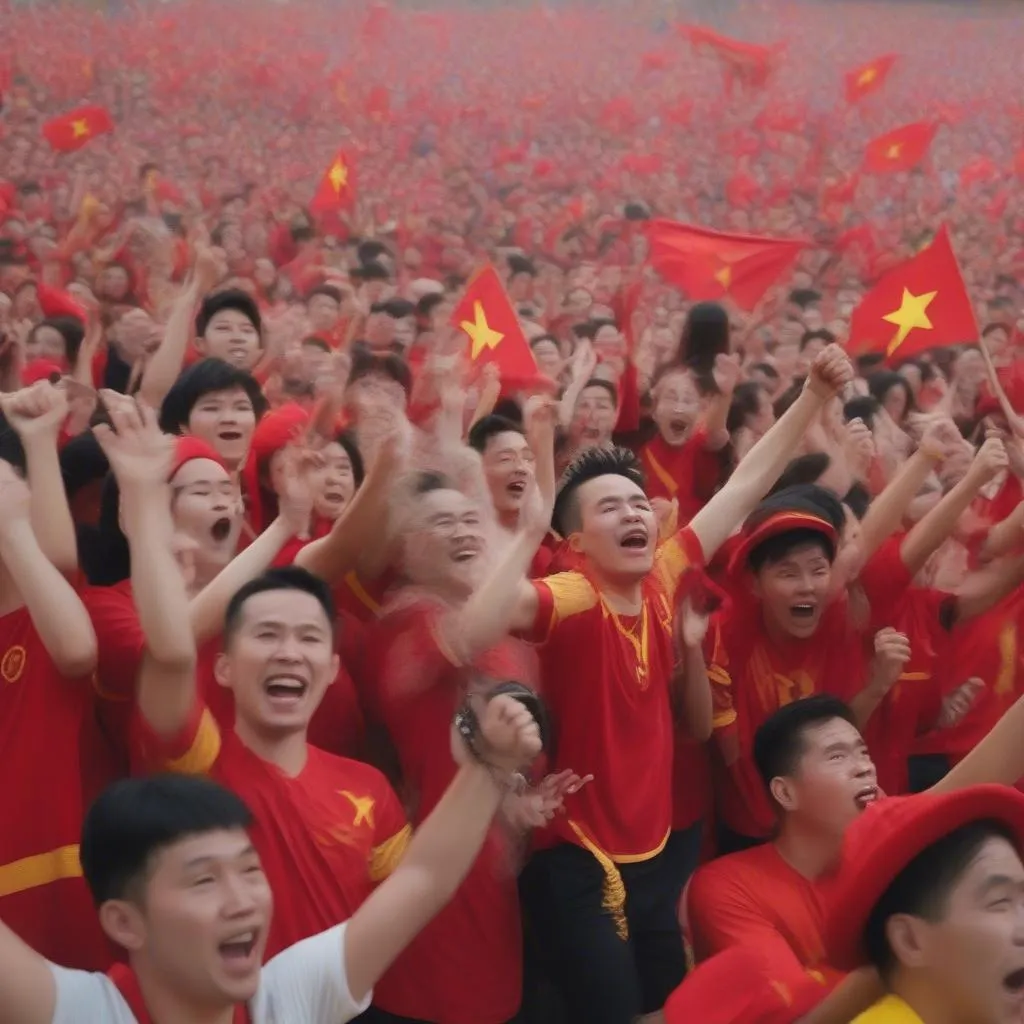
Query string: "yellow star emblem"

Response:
xmin=886 ymin=143 xmax=902 ymax=161
xmin=714 ymin=264 xmax=732 ymax=289
xmin=340 ymin=791 xmax=375 ymax=828
xmin=461 ymin=300 xmax=504 ymax=359
xmin=882 ymin=287 xmax=937 ymax=355
xmin=71 ymin=119 xmax=90 ymax=139
xmin=858 ymin=67 xmax=877 ymax=87
xmin=328 ymin=160 xmax=349 ymax=193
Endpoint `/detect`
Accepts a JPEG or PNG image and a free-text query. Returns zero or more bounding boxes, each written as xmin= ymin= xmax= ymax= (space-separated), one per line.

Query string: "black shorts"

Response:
xmin=519 ymin=824 xmax=701 ymax=1024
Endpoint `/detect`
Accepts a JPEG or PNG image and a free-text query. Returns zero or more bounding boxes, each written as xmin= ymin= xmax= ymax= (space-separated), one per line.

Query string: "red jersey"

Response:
xmin=523 ymin=527 xmax=704 ymax=859
xmin=362 ymin=597 xmax=536 ymax=1024
xmin=708 ymin=596 xmax=865 ymax=838
xmin=0 ymin=606 xmax=111 ymax=970
xmin=687 ymin=842 xmax=840 ymax=997
xmin=132 ymin=701 xmax=409 ymax=958
xmin=639 ymin=428 xmax=721 ymax=524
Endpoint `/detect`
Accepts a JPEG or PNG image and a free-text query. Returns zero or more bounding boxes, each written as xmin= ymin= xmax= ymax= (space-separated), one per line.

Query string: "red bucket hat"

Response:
xmin=727 ymin=509 xmax=838 ymax=576
xmin=664 ymin=947 xmax=828 ymax=1024
xmin=825 ymin=785 xmax=1024 ymax=973
xmin=169 ymin=436 xmax=228 ymax=482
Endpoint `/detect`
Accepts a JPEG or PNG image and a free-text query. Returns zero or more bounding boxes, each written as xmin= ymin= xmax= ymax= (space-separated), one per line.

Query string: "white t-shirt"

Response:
xmin=49 ymin=923 xmax=370 ymax=1023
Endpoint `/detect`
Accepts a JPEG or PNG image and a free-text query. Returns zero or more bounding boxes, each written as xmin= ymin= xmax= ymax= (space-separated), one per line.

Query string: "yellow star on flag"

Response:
xmin=71 ymin=119 xmax=90 ymax=139
xmin=461 ymin=301 xmax=504 ymax=359
xmin=882 ymin=287 xmax=937 ymax=355
xmin=714 ymin=264 xmax=732 ymax=289
xmin=328 ymin=159 xmax=349 ymax=193
xmin=886 ymin=143 xmax=902 ymax=161
xmin=340 ymin=791 xmax=375 ymax=828
xmin=858 ymin=67 xmax=877 ymax=86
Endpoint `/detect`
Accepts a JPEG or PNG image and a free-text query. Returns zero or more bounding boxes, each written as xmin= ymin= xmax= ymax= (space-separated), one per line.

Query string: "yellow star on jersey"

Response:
xmin=71 ymin=119 xmax=90 ymax=139
xmin=328 ymin=159 xmax=349 ymax=193
xmin=461 ymin=301 xmax=504 ymax=359
xmin=340 ymin=791 xmax=375 ymax=828
xmin=886 ymin=143 xmax=902 ymax=161
xmin=858 ymin=67 xmax=877 ymax=87
xmin=883 ymin=287 xmax=937 ymax=355
xmin=714 ymin=264 xmax=733 ymax=289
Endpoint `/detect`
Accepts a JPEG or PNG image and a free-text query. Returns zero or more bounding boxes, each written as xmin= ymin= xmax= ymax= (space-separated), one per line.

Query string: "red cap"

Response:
xmin=169 ymin=436 xmax=227 ymax=482
xmin=664 ymin=948 xmax=827 ymax=1024
xmin=21 ymin=359 xmax=64 ymax=385
xmin=727 ymin=510 xmax=837 ymax=576
xmin=825 ymin=785 xmax=1024 ymax=972
xmin=249 ymin=403 xmax=310 ymax=466
xmin=36 ymin=282 xmax=87 ymax=323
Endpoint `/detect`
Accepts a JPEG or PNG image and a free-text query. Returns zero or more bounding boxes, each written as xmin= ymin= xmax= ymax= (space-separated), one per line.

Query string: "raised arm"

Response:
xmin=898 ymin=435 xmax=1006 ymax=578
xmin=344 ymin=692 xmax=541 ymax=1004
xmin=138 ymin=245 xmax=223 ymax=411
xmin=0 ymin=917 xmax=56 ymax=1024
xmin=688 ymin=345 xmax=854 ymax=562
xmin=0 ymin=461 xmax=96 ymax=678
xmin=94 ymin=394 xmax=196 ymax=736
xmin=0 ymin=382 xmax=79 ymax=574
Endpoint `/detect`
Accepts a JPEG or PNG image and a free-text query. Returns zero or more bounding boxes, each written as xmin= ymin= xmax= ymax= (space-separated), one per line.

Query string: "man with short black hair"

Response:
xmin=194 ymin=288 xmax=263 ymax=371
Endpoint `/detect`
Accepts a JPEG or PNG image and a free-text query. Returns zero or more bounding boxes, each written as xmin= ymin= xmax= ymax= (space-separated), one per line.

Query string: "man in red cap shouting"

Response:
xmin=825 ymin=784 xmax=1024 ymax=1023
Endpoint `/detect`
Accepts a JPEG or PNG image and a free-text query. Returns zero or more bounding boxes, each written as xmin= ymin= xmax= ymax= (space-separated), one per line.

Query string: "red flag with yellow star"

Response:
xmin=846 ymin=226 xmax=977 ymax=363
xmin=310 ymin=149 xmax=356 ymax=214
xmin=845 ymin=54 xmax=897 ymax=104
xmin=450 ymin=266 xmax=538 ymax=384
xmin=863 ymin=122 xmax=936 ymax=174
xmin=42 ymin=105 xmax=113 ymax=153
xmin=644 ymin=220 xmax=808 ymax=311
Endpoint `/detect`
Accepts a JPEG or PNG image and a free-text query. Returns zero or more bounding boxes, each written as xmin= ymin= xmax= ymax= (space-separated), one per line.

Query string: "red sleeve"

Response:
xmin=858 ymin=534 xmax=914 ymax=631
xmin=129 ymin=695 xmax=222 ymax=776
xmin=308 ymin=661 xmax=367 ymax=760
xmin=517 ymin=579 xmax=557 ymax=645
xmin=85 ymin=585 xmax=145 ymax=703
xmin=613 ymin=360 xmax=640 ymax=433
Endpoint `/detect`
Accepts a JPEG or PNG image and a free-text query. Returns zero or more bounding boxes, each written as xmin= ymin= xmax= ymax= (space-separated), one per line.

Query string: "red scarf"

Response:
xmin=108 ymin=964 xmax=252 ymax=1024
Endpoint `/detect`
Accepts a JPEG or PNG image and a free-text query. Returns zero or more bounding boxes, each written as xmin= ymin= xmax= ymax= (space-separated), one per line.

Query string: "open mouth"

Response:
xmin=620 ymin=528 xmax=649 ymax=551
xmin=854 ymin=785 xmax=879 ymax=810
xmin=264 ymin=676 xmax=308 ymax=707
xmin=790 ymin=603 xmax=816 ymax=620
xmin=581 ymin=427 xmax=603 ymax=441
xmin=451 ymin=540 xmax=481 ymax=564
xmin=210 ymin=517 xmax=233 ymax=541
xmin=669 ymin=418 xmax=689 ymax=435
xmin=323 ymin=490 xmax=346 ymax=505
xmin=506 ymin=479 xmax=527 ymax=498
xmin=218 ymin=929 xmax=259 ymax=967
xmin=1004 ymin=968 xmax=1024 ymax=995
xmin=218 ymin=430 xmax=243 ymax=443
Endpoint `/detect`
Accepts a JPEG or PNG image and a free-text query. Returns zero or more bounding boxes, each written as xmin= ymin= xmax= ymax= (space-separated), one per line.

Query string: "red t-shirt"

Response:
xmin=362 ymin=598 xmax=535 ymax=1024
xmin=639 ymin=428 xmax=721 ymax=524
xmin=522 ymin=527 xmax=704 ymax=857
xmin=708 ymin=596 xmax=865 ymax=839
xmin=0 ymin=606 xmax=112 ymax=970
xmin=132 ymin=702 xmax=409 ymax=959
xmin=687 ymin=842 xmax=841 ymax=997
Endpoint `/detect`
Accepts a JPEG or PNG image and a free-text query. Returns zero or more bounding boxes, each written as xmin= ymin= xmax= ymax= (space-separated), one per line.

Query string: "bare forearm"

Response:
xmin=690 ymin=388 xmax=825 ymax=560
xmin=191 ymin=518 xmax=292 ymax=643
xmin=0 ymin=523 xmax=96 ymax=677
xmin=23 ymin=436 xmax=78 ymax=574
xmin=139 ymin=280 xmax=199 ymax=410
xmin=900 ymin=471 xmax=984 ymax=578
xmin=954 ymin=554 xmax=1024 ymax=623
xmin=344 ymin=763 xmax=503 ymax=1003
xmin=859 ymin=449 xmax=937 ymax=561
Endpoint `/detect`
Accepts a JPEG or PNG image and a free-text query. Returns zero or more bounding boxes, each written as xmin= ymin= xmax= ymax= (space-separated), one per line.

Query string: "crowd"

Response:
xmin=4 ymin=0 xmax=1024 ymax=1022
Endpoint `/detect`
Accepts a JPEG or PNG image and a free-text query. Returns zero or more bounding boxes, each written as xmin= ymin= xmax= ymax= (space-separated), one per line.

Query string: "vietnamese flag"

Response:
xmin=863 ymin=122 xmax=936 ymax=174
xmin=847 ymin=226 xmax=977 ymax=362
xmin=845 ymin=54 xmax=897 ymax=104
xmin=42 ymin=105 xmax=114 ymax=153
xmin=644 ymin=220 xmax=808 ymax=310
xmin=310 ymin=150 xmax=356 ymax=214
xmin=451 ymin=266 xmax=538 ymax=384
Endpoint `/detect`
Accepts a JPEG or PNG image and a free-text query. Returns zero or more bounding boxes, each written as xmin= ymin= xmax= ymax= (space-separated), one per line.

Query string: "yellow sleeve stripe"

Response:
xmin=545 ymin=572 xmax=598 ymax=624
xmin=653 ymin=534 xmax=691 ymax=596
xmin=708 ymin=665 xmax=732 ymax=688
xmin=0 ymin=845 xmax=82 ymax=899
xmin=713 ymin=709 xmax=738 ymax=730
xmin=165 ymin=709 xmax=221 ymax=775
xmin=369 ymin=825 xmax=412 ymax=882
